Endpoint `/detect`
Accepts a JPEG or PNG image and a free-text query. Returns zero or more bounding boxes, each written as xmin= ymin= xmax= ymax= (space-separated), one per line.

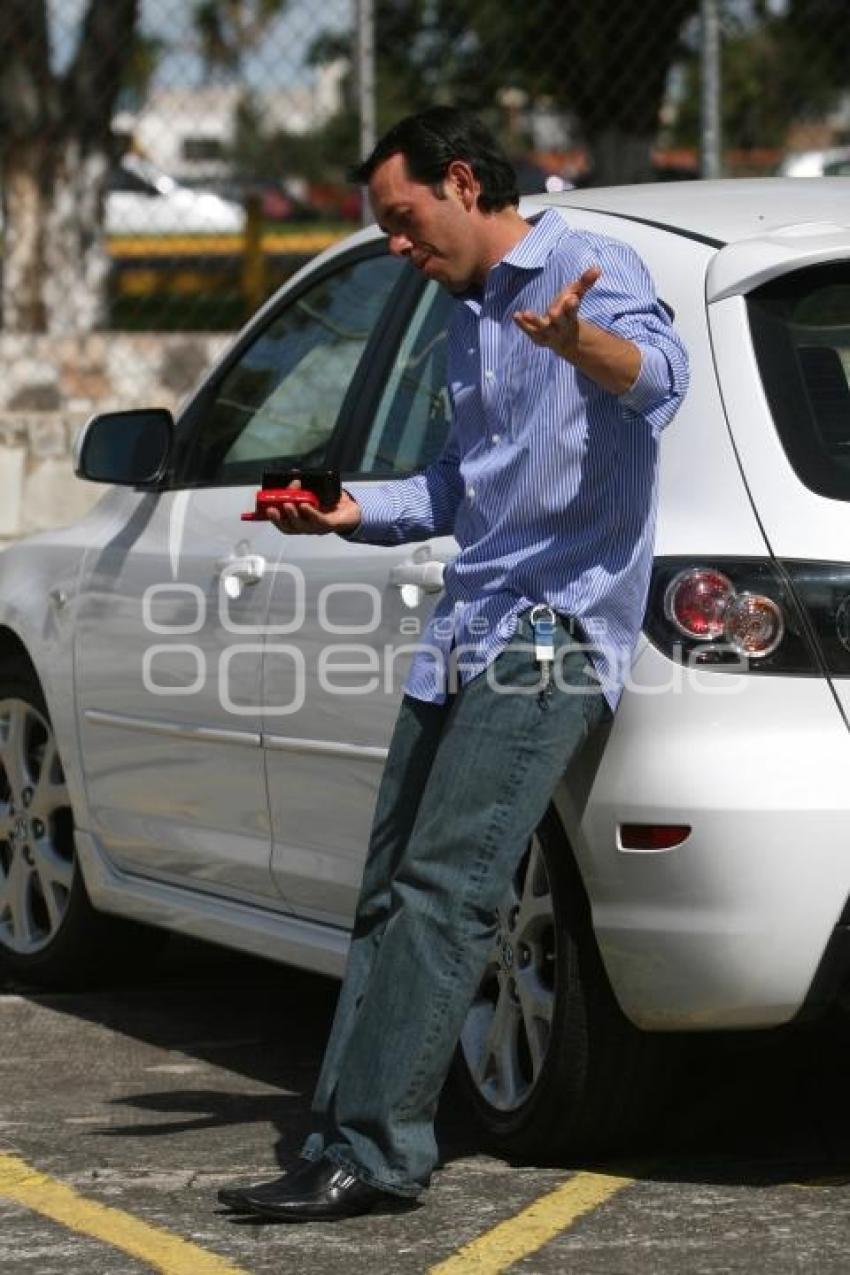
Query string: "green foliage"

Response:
xmin=302 ymin=0 xmax=700 ymax=177
xmin=120 ymin=32 xmax=165 ymax=109
xmin=357 ymin=0 xmax=700 ymax=139
xmin=786 ymin=0 xmax=850 ymax=95
xmin=671 ymin=1 xmax=848 ymax=151
xmin=230 ymin=93 xmax=358 ymax=184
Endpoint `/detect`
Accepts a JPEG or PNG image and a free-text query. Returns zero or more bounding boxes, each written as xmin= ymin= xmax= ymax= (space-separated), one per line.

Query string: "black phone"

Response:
xmin=261 ymin=468 xmax=341 ymax=508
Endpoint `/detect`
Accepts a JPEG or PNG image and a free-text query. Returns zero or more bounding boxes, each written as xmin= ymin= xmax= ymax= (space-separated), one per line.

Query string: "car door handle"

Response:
xmin=388 ymin=559 xmax=445 ymax=593
xmin=217 ymin=553 xmax=266 ymax=600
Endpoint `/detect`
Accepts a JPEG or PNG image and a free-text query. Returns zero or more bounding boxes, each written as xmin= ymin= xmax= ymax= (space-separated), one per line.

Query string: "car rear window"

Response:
xmin=748 ymin=262 xmax=850 ymax=500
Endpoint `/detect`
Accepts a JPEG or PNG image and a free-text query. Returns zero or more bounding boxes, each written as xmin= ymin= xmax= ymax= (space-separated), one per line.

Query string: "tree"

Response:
xmin=0 ymin=0 xmax=141 ymax=333
xmin=458 ymin=0 xmax=701 ymax=181
xmin=672 ymin=14 xmax=800 ymax=151
xmin=230 ymin=94 xmax=359 ymax=188
xmin=671 ymin=0 xmax=850 ymax=155
xmin=0 ymin=1 xmax=291 ymax=334
xmin=194 ymin=0 xmax=289 ymax=80
xmin=516 ymin=1 xmax=699 ymax=182
xmin=784 ymin=0 xmax=850 ymax=103
xmin=312 ymin=0 xmax=701 ymax=184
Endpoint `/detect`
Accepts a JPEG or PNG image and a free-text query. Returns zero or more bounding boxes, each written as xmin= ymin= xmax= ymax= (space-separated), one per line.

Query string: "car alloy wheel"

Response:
xmin=459 ymin=831 xmax=556 ymax=1113
xmin=0 ymin=663 xmax=169 ymax=989
xmin=0 ymin=697 xmax=75 ymax=955
xmin=455 ymin=807 xmax=671 ymax=1157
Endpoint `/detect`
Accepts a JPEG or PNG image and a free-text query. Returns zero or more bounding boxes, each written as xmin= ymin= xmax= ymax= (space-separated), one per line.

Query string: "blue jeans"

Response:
xmin=301 ymin=612 xmax=611 ymax=1196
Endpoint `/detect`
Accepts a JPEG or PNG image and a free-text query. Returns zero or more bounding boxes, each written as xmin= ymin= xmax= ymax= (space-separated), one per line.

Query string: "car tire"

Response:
xmin=455 ymin=805 xmax=674 ymax=1159
xmin=0 ymin=659 xmax=167 ymax=989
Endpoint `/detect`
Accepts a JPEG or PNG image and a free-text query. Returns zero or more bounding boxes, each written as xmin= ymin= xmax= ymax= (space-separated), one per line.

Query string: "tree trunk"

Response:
xmin=0 ymin=0 xmax=139 ymax=333
xmin=1 ymin=138 xmax=112 ymax=334
xmin=1 ymin=142 xmax=48 ymax=331
xmin=42 ymin=140 xmax=111 ymax=334
xmin=590 ymin=128 xmax=658 ymax=187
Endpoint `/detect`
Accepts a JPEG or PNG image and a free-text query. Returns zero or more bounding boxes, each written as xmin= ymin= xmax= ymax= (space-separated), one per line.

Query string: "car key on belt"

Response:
xmin=530 ymin=604 xmax=557 ymax=703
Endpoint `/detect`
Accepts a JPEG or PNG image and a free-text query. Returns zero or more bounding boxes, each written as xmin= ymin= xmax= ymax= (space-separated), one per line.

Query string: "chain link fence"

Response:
xmin=2 ymin=1 xmax=848 ymax=338
xmin=0 ymin=0 xmax=847 ymax=537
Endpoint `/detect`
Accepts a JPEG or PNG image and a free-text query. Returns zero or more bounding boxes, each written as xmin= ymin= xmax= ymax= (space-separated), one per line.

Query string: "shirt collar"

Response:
xmin=500 ymin=208 xmax=568 ymax=271
xmin=457 ymin=209 xmax=568 ymax=310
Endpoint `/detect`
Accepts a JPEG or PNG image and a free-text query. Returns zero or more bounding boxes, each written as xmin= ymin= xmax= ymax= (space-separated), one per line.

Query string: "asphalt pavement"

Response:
xmin=1 ymin=934 xmax=849 ymax=1274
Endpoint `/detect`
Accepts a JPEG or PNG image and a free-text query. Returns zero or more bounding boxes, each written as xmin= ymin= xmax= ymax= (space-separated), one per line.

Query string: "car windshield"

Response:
xmin=747 ymin=262 xmax=850 ymax=500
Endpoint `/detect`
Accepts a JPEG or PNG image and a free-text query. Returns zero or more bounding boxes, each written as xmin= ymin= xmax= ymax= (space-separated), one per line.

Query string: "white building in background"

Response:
xmin=114 ymin=61 xmax=347 ymax=187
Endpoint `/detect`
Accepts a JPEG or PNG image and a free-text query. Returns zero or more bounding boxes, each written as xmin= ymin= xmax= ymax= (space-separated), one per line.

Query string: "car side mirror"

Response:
xmin=74 ymin=409 xmax=174 ymax=485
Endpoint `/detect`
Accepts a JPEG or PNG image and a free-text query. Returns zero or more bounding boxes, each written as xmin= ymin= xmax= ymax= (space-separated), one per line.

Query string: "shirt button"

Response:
xmin=467 ymin=485 xmax=476 ymax=500
xmin=491 ymin=433 xmax=501 ymax=445
xmin=484 ymin=369 xmax=495 ymax=382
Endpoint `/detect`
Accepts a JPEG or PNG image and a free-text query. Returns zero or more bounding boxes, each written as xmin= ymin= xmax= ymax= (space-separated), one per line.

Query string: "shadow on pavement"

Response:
xmin=4 ymin=932 xmax=850 ymax=1188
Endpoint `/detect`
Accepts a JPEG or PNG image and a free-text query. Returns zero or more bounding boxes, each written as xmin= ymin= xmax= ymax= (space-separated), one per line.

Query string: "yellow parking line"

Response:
xmin=0 ymin=1153 xmax=247 ymax=1275
xmin=429 ymin=1169 xmax=635 ymax=1275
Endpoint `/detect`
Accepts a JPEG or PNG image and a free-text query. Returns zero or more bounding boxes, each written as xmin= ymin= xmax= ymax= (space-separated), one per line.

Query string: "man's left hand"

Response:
xmin=513 ymin=266 xmax=602 ymax=358
xmin=512 ymin=265 xmax=642 ymax=395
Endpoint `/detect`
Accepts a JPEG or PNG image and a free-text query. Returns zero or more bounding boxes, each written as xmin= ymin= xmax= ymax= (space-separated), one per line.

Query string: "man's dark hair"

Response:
xmin=350 ymin=107 xmax=519 ymax=213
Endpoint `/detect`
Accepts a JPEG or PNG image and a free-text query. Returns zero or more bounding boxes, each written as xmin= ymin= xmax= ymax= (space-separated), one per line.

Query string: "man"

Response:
xmin=219 ymin=107 xmax=688 ymax=1222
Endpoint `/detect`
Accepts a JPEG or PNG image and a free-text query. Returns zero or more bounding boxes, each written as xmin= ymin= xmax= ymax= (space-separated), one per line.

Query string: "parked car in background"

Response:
xmin=2 ymin=179 xmax=850 ymax=1156
xmin=257 ymin=184 xmax=323 ymax=223
xmin=778 ymin=146 xmax=850 ymax=177
xmin=106 ymin=154 xmax=246 ymax=235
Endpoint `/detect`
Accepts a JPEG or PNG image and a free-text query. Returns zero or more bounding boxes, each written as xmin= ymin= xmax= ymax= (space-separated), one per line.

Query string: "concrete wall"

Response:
xmin=0 ymin=333 xmax=231 ymax=546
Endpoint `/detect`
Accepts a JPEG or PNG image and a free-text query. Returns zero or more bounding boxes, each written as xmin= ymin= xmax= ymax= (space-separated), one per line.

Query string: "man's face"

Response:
xmin=368 ymin=152 xmax=483 ymax=293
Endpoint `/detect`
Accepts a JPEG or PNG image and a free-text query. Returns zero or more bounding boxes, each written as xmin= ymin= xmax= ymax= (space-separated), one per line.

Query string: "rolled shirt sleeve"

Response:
xmin=338 ymin=481 xmax=399 ymax=543
xmin=577 ymin=238 xmax=690 ymax=435
xmin=339 ymin=423 xmax=464 ymax=545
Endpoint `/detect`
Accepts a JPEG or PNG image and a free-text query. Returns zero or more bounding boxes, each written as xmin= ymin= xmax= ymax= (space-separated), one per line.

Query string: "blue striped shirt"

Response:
xmin=347 ymin=209 xmax=689 ymax=706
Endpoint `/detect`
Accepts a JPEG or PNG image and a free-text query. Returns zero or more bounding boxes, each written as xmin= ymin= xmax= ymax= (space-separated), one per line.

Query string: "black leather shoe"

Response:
xmin=217 ymin=1157 xmax=316 ymax=1212
xmin=217 ymin=1157 xmax=396 ymax=1222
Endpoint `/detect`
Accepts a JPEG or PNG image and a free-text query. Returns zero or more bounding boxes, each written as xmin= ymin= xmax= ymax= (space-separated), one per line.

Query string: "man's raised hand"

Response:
xmin=513 ymin=266 xmax=602 ymax=358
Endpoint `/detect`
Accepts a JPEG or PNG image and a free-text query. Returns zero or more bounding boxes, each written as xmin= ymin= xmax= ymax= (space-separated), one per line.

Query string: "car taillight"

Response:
xmin=646 ymin=558 xmax=819 ymax=674
xmin=723 ymin=592 xmax=784 ymax=658
xmin=664 ymin=569 xmax=734 ymax=639
xmin=659 ymin=564 xmax=789 ymax=662
xmin=781 ymin=561 xmax=850 ymax=677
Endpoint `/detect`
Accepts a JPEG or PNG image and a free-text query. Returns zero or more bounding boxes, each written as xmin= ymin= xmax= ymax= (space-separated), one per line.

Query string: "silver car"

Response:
xmin=2 ymin=178 xmax=850 ymax=1156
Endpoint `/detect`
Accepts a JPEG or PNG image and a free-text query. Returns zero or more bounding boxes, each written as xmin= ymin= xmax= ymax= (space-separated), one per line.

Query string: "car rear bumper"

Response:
xmin=564 ymin=642 xmax=850 ymax=1031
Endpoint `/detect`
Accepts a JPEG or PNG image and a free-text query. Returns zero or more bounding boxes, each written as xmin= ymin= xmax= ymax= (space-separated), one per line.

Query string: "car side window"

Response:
xmin=354 ymin=281 xmax=455 ymax=475
xmin=748 ymin=263 xmax=850 ymax=500
xmin=108 ymin=167 xmax=157 ymax=195
xmin=181 ymin=252 xmax=405 ymax=486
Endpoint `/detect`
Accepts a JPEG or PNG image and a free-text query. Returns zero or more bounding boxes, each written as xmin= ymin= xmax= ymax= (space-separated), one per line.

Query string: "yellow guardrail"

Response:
xmin=107 ymin=226 xmax=353 ymax=310
xmin=107 ymin=229 xmax=348 ymax=258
